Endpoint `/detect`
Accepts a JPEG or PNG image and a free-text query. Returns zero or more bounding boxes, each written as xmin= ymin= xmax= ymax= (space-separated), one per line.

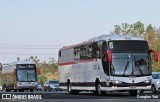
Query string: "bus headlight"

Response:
xmin=112 ymin=80 xmax=122 ymax=84
xmin=144 ymin=80 xmax=151 ymax=83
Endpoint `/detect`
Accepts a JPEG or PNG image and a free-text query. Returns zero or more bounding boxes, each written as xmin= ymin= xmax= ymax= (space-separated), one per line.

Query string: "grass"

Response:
xmin=44 ymin=72 xmax=58 ymax=80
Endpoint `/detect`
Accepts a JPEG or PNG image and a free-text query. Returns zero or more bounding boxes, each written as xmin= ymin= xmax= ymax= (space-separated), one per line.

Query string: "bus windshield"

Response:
xmin=111 ymin=53 xmax=151 ymax=76
xmin=17 ymin=70 xmax=36 ymax=82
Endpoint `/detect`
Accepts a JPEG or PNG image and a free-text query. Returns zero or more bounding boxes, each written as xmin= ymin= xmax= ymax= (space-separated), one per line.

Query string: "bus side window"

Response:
xmin=59 ymin=51 xmax=61 ymax=57
xmin=102 ymin=41 xmax=107 ymax=61
xmin=74 ymin=48 xmax=80 ymax=61
xmin=91 ymin=42 xmax=100 ymax=59
xmin=80 ymin=46 xmax=84 ymax=60
xmin=87 ymin=45 xmax=92 ymax=58
xmin=101 ymin=41 xmax=109 ymax=75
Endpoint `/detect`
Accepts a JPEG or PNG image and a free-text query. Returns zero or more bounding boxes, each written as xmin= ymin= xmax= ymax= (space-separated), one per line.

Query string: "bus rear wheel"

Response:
xmin=67 ymin=81 xmax=73 ymax=94
xmin=67 ymin=81 xmax=79 ymax=94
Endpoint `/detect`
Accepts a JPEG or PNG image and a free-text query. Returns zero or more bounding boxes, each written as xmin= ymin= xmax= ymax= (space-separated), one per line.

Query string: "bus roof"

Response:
xmin=60 ymin=34 xmax=145 ymax=50
xmin=88 ymin=34 xmax=144 ymax=42
xmin=3 ymin=60 xmax=35 ymax=67
xmin=61 ymin=41 xmax=91 ymax=50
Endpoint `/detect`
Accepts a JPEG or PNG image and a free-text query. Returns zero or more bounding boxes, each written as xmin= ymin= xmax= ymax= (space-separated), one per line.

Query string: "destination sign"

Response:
xmin=16 ymin=64 xmax=36 ymax=69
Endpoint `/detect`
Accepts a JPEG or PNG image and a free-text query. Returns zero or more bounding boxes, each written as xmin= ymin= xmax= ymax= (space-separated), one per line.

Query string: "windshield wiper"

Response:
xmin=28 ymin=75 xmax=34 ymax=82
xmin=27 ymin=72 xmax=35 ymax=82
xmin=134 ymin=57 xmax=143 ymax=76
xmin=123 ymin=60 xmax=129 ymax=76
xmin=25 ymin=70 xmax=34 ymax=82
xmin=111 ymin=64 xmax=115 ymax=75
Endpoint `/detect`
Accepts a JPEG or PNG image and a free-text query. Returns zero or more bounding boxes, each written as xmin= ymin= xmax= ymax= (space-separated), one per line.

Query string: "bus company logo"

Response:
xmin=2 ymin=94 xmax=11 ymax=99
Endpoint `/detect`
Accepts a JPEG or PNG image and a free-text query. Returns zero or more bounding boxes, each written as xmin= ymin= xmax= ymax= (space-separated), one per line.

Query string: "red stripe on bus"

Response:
xmin=58 ymin=59 xmax=95 ymax=66
xmin=58 ymin=62 xmax=76 ymax=66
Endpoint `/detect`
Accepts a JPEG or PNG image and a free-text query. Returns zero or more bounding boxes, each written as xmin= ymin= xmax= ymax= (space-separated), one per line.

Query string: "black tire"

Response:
xmin=5 ymin=89 xmax=10 ymax=92
xmin=152 ymin=85 xmax=157 ymax=94
xmin=94 ymin=81 xmax=105 ymax=95
xmin=129 ymin=90 xmax=137 ymax=96
xmin=139 ymin=90 xmax=144 ymax=93
xmin=19 ymin=89 xmax=24 ymax=92
xmin=2 ymin=84 xmax=7 ymax=92
xmin=4 ymin=87 xmax=10 ymax=92
xmin=44 ymin=88 xmax=46 ymax=91
xmin=30 ymin=89 xmax=33 ymax=92
xmin=67 ymin=81 xmax=73 ymax=94
xmin=67 ymin=81 xmax=79 ymax=94
xmin=101 ymin=91 xmax=106 ymax=96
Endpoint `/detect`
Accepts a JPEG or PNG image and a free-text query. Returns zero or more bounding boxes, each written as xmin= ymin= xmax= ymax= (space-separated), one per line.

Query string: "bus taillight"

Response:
xmin=14 ymin=69 xmax=16 ymax=75
xmin=37 ymin=69 xmax=40 ymax=75
xmin=107 ymin=49 xmax=112 ymax=62
xmin=151 ymin=49 xmax=158 ymax=62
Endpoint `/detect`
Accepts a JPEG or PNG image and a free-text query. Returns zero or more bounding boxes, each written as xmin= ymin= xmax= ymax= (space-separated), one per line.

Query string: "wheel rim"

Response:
xmin=97 ymin=84 xmax=101 ymax=95
xmin=68 ymin=83 xmax=71 ymax=93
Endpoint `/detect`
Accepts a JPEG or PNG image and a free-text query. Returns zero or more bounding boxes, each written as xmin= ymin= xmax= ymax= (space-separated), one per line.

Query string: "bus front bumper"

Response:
xmin=16 ymin=85 xmax=37 ymax=90
xmin=101 ymin=86 xmax=151 ymax=91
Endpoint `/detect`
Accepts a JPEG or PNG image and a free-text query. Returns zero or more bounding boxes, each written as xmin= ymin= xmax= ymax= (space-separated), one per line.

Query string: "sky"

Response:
xmin=0 ymin=0 xmax=160 ymax=64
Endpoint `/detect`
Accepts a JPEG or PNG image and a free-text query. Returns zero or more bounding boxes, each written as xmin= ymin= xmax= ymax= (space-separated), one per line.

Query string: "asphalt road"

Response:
xmin=0 ymin=90 xmax=159 ymax=102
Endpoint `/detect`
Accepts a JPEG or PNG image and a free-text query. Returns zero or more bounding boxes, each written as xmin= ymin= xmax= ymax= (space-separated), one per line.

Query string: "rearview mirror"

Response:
xmin=107 ymin=49 xmax=112 ymax=62
xmin=150 ymin=49 xmax=158 ymax=62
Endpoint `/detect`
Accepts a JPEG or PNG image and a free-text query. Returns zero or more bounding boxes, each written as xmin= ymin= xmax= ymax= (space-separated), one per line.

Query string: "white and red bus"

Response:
xmin=58 ymin=34 xmax=158 ymax=95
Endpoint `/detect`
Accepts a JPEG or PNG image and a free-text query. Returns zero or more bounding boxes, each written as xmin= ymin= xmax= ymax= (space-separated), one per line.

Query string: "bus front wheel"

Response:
xmin=94 ymin=81 xmax=106 ymax=95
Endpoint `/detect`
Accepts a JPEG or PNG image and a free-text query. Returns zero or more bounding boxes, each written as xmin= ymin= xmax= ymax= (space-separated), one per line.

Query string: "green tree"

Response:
xmin=145 ymin=24 xmax=155 ymax=42
xmin=111 ymin=21 xmax=145 ymax=37
xmin=0 ymin=63 xmax=2 ymax=70
xmin=17 ymin=57 xmax=20 ymax=61
xmin=30 ymin=56 xmax=40 ymax=64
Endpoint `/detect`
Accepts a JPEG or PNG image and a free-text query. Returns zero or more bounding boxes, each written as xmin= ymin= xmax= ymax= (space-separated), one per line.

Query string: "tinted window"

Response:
xmin=49 ymin=80 xmax=59 ymax=83
xmin=59 ymin=51 xmax=61 ymax=57
xmin=152 ymin=74 xmax=160 ymax=79
xmin=17 ymin=70 xmax=36 ymax=82
xmin=109 ymin=40 xmax=149 ymax=53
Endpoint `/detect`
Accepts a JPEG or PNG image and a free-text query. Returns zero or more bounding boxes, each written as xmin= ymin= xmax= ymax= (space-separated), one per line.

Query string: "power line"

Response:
xmin=0 ymin=44 xmax=63 ymax=46
xmin=0 ymin=47 xmax=60 ymax=49
xmin=0 ymin=44 xmax=63 ymax=49
xmin=0 ymin=53 xmax=58 ymax=55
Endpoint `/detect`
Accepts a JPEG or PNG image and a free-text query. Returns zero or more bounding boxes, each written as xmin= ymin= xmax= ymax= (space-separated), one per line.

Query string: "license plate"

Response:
xmin=130 ymin=86 xmax=136 ymax=88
